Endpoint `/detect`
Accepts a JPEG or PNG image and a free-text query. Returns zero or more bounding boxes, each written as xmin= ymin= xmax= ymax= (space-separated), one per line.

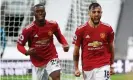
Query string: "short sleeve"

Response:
xmin=108 ymin=27 xmax=114 ymax=43
xmin=72 ymin=28 xmax=83 ymax=47
xmin=17 ymin=28 xmax=30 ymax=46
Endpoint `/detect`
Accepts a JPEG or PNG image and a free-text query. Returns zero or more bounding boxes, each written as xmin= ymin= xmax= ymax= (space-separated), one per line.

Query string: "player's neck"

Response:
xmin=88 ymin=20 xmax=100 ymax=28
xmin=35 ymin=20 xmax=46 ymax=27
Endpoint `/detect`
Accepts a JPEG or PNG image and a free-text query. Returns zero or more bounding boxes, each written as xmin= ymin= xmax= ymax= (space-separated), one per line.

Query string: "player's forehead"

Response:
xmin=34 ymin=6 xmax=45 ymax=11
xmin=90 ymin=6 xmax=102 ymax=11
xmin=33 ymin=4 xmax=45 ymax=11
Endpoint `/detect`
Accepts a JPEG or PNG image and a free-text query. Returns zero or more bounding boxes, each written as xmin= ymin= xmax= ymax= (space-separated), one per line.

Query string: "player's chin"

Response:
xmin=38 ymin=19 xmax=44 ymax=22
xmin=37 ymin=18 xmax=44 ymax=22
xmin=94 ymin=21 xmax=100 ymax=24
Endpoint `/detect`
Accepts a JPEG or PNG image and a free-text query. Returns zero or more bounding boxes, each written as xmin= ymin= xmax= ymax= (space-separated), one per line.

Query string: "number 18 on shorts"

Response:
xmin=83 ymin=65 xmax=110 ymax=80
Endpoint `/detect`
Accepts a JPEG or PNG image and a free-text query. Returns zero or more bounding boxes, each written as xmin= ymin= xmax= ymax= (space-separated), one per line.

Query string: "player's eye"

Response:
xmin=92 ymin=11 xmax=101 ymax=14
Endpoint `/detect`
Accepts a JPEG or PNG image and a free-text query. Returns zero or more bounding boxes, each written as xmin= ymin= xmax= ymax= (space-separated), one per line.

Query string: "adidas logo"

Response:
xmin=34 ymin=34 xmax=38 ymax=37
xmin=85 ymin=35 xmax=90 ymax=38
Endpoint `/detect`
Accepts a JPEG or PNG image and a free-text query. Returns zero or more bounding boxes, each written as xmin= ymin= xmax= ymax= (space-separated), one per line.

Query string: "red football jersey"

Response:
xmin=17 ymin=20 xmax=68 ymax=67
xmin=73 ymin=22 xmax=114 ymax=71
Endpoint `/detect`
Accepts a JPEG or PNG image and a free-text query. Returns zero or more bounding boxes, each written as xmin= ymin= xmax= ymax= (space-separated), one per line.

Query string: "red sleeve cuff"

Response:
xmin=17 ymin=44 xmax=27 ymax=54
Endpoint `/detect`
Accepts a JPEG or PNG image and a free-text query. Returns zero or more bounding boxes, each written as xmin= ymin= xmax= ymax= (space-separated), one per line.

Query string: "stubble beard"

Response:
xmin=91 ymin=18 xmax=100 ymax=26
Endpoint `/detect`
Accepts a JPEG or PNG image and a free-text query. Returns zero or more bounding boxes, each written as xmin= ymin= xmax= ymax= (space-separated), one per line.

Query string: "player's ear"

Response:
xmin=88 ymin=11 xmax=91 ymax=16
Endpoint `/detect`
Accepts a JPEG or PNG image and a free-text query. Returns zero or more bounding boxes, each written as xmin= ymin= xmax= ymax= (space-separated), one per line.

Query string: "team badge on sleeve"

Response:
xmin=73 ymin=34 xmax=77 ymax=41
xmin=18 ymin=34 xmax=24 ymax=41
xmin=72 ymin=34 xmax=77 ymax=44
xmin=17 ymin=34 xmax=24 ymax=44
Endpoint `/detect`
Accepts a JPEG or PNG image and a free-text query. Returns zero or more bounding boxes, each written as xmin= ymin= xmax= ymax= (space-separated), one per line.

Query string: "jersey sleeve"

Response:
xmin=72 ymin=28 xmax=83 ymax=47
xmin=54 ymin=22 xmax=68 ymax=46
xmin=17 ymin=28 xmax=30 ymax=46
xmin=108 ymin=26 xmax=114 ymax=43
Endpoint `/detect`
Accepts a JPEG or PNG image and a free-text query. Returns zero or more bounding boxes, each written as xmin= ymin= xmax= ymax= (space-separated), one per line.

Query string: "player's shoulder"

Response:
xmin=22 ymin=22 xmax=35 ymax=33
xmin=76 ymin=23 xmax=87 ymax=31
xmin=46 ymin=20 xmax=59 ymax=30
xmin=101 ymin=22 xmax=112 ymax=28
xmin=47 ymin=20 xmax=58 ymax=25
xmin=101 ymin=22 xmax=114 ymax=32
xmin=24 ymin=22 xmax=35 ymax=30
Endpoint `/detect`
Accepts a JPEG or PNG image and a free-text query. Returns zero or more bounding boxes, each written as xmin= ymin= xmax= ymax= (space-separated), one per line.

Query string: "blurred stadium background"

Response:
xmin=0 ymin=0 xmax=133 ymax=80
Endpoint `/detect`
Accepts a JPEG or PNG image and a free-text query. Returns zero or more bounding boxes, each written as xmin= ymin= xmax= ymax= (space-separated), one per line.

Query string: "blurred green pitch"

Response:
xmin=1 ymin=73 xmax=133 ymax=80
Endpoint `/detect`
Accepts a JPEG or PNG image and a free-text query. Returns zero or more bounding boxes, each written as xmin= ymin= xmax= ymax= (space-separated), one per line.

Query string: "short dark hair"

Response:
xmin=32 ymin=3 xmax=45 ymax=12
xmin=33 ymin=3 xmax=45 ymax=9
xmin=89 ymin=2 xmax=101 ymax=10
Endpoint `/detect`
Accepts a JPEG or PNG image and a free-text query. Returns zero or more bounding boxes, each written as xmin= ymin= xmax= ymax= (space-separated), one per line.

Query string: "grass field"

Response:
xmin=0 ymin=73 xmax=133 ymax=80
xmin=111 ymin=73 xmax=133 ymax=80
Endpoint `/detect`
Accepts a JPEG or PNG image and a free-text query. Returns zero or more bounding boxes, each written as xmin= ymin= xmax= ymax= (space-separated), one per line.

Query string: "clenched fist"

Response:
xmin=25 ymin=48 xmax=36 ymax=55
xmin=63 ymin=45 xmax=69 ymax=52
xmin=74 ymin=69 xmax=81 ymax=77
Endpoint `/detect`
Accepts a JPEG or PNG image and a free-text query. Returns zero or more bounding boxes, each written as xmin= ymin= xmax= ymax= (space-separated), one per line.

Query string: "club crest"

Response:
xmin=48 ymin=31 xmax=53 ymax=36
xmin=100 ymin=33 xmax=105 ymax=39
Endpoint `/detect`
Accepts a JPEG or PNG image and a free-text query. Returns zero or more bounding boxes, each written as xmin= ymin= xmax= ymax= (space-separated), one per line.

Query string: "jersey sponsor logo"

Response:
xmin=85 ymin=35 xmax=90 ymax=38
xmin=88 ymin=41 xmax=102 ymax=47
xmin=34 ymin=34 xmax=38 ymax=37
xmin=36 ymin=39 xmax=50 ymax=45
xmin=88 ymin=46 xmax=103 ymax=50
xmin=88 ymin=41 xmax=103 ymax=50
xmin=100 ymin=33 xmax=105 ymax=39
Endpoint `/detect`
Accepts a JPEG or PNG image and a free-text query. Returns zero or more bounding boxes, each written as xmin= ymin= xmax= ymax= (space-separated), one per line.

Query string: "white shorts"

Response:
xmin=35 ymin=58 xmax=61 ymax=80
xmin=83 ymin=65 xmax=111 ymax=80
